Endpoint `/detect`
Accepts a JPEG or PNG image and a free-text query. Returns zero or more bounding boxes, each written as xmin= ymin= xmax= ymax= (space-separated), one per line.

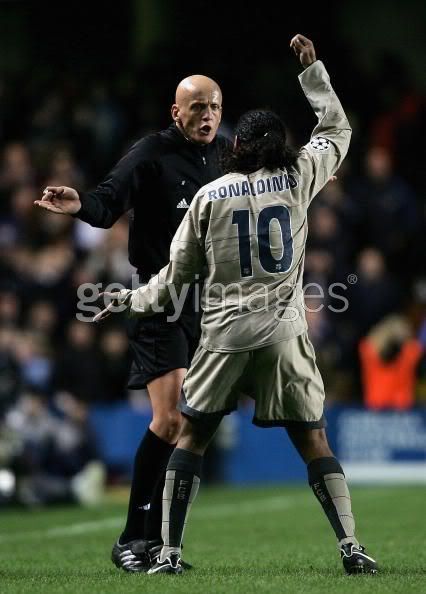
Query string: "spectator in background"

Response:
xmin=3 ymin=387 xmax=105 ymax=506
xmin=307 ymin=206 xmax=346 ymax=274
xmin=6 ymin=185 xmax=42 ymax=246
xmin=84 ymin=217 xmax=136 ymax=285
xmin=369 ymin=51 xmax=426 ymax=195
xmin=0 ymin=326 xmax=20 ymax=415
xmin=349 ymin=247 xmax=401 ymax=339
xmin=98 ymin=327 xmax=131 ymax=402
xmin=349 ymin=146 xmax=419 ymax=280
xmin=54 ymin=320 xmax=103 ymax=402
xmin=304 ymin=249 xmax=335 ymax=302
xmin=29 ymin=92 xmax=67 ymax=151
xmin=314 ymin=176 xmax=360 ymax=262
xmin=71 ymin=82 xmax=126 ymax=178
xmin=25 ymin=301 xmax=59 ymax=345
xmin=0 ymin=289 xmax=20 ymax=327
xmin=0 ymin=143 xmax=35 ymax=200
xmin=13 ymin=330 xmax=53 ymax=393
xmin=359 ymin=315 xmax=424 ymax=409
xmin=46 ymin=146 xmax=86 ymax=191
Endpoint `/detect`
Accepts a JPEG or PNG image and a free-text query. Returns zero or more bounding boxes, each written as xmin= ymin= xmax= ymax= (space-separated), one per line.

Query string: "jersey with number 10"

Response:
xmin=129 ymin=60 xmax=351 ymax=353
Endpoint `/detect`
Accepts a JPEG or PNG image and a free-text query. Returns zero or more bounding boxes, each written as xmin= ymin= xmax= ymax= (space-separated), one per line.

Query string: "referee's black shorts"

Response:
xmin=126 ymin=305 xmax=201 ymax=390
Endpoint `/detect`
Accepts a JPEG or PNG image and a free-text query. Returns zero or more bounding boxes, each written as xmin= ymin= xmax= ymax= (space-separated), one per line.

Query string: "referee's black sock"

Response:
xmin=120 ymin=428 xmax=175 ymax=544
xmin=308 ymin=456 xmax=360 ymax=548
xmin=160 ymin=448 xmax=202 ymax=561
xmin=144 ymin=468 xmax=168 ymax=541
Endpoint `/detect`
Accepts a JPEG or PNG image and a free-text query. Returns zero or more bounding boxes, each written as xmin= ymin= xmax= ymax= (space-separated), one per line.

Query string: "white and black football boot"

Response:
xmin=147 ymin=552 xmax=183 ymax=575
xmin=340 ymin=543 xmax=378 ymax=575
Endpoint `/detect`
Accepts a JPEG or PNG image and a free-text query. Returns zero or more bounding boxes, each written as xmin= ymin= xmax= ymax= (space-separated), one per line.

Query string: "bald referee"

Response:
xmin=35 ymin=74 xmax=231 ymax=571
xmin=96 ymin=34 xmax=378 ymax=576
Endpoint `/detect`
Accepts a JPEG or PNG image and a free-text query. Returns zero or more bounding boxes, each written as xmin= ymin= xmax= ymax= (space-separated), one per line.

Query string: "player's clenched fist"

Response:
xmin=34 ymin=185 xmax=81 ymax=215
xmin=290 ymin=34 xmax=316 ymax=68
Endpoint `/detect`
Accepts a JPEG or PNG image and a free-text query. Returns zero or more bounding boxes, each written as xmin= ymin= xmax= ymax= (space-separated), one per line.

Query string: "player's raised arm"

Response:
xmin=290 ymin=34 xmax=352 ymax=200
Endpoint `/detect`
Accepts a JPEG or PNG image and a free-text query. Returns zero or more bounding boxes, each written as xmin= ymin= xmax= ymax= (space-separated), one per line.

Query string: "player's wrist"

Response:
xmin=303 ymin=58 xmax=317 ymax=69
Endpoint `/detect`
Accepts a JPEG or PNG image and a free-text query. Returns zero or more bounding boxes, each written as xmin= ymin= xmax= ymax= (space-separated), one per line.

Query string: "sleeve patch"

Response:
xmin=309 ymin=136 xmax=331 ymax=152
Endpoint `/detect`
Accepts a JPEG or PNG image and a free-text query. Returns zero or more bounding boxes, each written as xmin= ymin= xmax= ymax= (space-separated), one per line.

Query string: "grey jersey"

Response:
xmin=128 ymin=60 xmax=351 ymax=352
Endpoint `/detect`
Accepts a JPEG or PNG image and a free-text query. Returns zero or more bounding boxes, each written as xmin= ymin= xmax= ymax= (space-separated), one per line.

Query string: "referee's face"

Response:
xmin=173 ymin=76 xmax=222 ymax=145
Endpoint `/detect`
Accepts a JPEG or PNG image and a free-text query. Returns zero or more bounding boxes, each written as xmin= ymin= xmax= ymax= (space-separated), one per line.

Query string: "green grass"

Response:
xmin=1 ymin=484 xmax=425 ymax=593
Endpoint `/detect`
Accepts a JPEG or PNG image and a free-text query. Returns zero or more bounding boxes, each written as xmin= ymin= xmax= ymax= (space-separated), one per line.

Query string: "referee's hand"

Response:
xmin=290 ymin=34 xmax=316 ymax=69
xmin=34 ymin=185 xmax=81 ymax=215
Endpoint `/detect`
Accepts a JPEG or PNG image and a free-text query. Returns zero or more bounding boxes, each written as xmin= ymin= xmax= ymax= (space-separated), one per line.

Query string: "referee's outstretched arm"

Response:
xmin=34 ymin=141 xmax=145 ymax=227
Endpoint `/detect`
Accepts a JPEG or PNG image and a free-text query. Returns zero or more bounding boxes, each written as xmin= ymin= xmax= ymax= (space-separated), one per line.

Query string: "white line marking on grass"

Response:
xmin=0 ymin=517 xmax=122 ymax=543
xmin=0 ymin=494 xmax=306 ymax=544
xmin=195 ymin=495 xmax=297 ymax=518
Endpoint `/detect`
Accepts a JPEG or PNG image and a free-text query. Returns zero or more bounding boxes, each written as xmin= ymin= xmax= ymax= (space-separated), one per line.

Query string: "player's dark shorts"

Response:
xmin=126 ymin=306 xmax=201 ymax=390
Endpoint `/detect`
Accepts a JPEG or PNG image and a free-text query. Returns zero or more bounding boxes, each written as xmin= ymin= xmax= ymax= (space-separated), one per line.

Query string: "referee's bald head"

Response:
xmin=175 ymin=75 xmax=221 ymax=105
xmin=172 ymin=75 xmax=222 ymax=145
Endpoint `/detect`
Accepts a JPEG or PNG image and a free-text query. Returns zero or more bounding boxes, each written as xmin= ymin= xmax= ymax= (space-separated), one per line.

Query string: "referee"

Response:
xmin=35 ymin=74 xmax=230 ymax=571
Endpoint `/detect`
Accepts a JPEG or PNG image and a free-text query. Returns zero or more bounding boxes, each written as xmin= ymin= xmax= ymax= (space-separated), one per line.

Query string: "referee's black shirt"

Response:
xmin=76 ymin=123 xmax=230 ymax=281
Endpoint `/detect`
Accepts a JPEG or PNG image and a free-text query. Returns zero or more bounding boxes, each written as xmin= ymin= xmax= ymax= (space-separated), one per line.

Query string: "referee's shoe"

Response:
xmin=111 ymin=539 xmax=152 ymax=572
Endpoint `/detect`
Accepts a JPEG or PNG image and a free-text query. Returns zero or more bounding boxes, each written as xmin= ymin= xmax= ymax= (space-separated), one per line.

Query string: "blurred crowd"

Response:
xmin=0 ymin=46 xmax=425 ymax=503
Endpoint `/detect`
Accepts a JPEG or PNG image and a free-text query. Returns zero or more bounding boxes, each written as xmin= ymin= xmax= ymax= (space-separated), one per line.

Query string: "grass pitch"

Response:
xmin=0 ymin=484 xmax=425 ymax=594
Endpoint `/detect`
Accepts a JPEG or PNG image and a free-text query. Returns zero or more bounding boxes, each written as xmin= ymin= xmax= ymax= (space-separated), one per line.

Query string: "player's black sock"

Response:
xmin=308 ymin=456 xmax=360 ymax=548
xmin=120 ymin=428 xmax=175 ymax=544
xmin=160 ymin=448 xmax=203 ymax=561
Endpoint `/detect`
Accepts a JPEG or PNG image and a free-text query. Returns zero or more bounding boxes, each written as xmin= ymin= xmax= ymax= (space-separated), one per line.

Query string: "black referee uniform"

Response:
xmin=76 ymin=123 xmax=230 ymax=387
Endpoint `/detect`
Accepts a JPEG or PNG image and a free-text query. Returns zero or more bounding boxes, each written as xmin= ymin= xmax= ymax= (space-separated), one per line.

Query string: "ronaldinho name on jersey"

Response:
xmin=207 ymin=171 xmax=298 ymax=201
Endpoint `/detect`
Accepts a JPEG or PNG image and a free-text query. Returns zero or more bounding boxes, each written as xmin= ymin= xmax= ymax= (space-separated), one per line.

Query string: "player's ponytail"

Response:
xmin=223 ymin=109 xmax=297 ymax=174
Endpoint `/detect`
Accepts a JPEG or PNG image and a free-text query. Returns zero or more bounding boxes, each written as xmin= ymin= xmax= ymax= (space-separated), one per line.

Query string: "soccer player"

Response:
xmin=95 ymin=34 xmax=378 ymax=575
xmin=34 ymin=75 xmax=230 ymax=571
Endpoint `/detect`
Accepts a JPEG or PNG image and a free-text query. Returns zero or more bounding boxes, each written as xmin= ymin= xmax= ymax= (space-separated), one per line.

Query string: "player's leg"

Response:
xmin=286 ymin=425 xmax=377 ymax=574
xmin=252 ymin=334 xmax=377 ymax=574
xmin=148 ymin=345 xmax=247 ymax=574
xmin=286 ymin=427 xmax=358 ymax=544
xmin=148 ymin=415 xmax=220 ymax=575
xmin=143 ymin=309 xmax=203 ymax=545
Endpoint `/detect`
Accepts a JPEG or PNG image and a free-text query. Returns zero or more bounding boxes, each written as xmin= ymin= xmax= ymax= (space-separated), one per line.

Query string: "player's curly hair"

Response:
xmin=222 ymin=109 xmax=298 ymax=174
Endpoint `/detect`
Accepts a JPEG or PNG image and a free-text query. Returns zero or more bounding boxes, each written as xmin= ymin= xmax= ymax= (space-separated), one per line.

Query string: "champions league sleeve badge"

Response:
xmin=309 ymin=136 xmax=331 ymax=152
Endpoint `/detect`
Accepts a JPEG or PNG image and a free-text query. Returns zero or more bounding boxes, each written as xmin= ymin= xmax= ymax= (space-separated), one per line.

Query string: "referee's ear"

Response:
xmin=171 ymin=104 xmax=180 ymax=123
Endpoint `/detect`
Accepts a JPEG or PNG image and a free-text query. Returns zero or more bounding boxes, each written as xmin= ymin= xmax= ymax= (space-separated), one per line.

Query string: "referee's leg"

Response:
xmin=148 ymin=368 xmax=186 ymax=443
xmin=119 ymin=369 xmax=185 ymax=545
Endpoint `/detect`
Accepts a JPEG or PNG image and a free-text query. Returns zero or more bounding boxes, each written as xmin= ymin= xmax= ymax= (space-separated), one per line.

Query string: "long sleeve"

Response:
xmin=295 ymin=60 xmax=352 ymax=202
xmin=76 ymin=139 xmax=153 ymax=229
xmin=129 ymin=196 xmax=208 ymax=316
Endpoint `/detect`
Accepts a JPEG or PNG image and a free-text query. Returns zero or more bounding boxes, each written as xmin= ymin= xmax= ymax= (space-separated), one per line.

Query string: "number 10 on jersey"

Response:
xmin=232 ymin=205 xmax=294 ymax=278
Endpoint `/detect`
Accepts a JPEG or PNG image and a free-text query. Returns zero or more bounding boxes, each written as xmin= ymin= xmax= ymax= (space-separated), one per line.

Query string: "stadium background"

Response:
xmin=0 ymin=3 xmax=425 ymax=588
xmin=0 ymin=1 xmax=425 ymax=592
